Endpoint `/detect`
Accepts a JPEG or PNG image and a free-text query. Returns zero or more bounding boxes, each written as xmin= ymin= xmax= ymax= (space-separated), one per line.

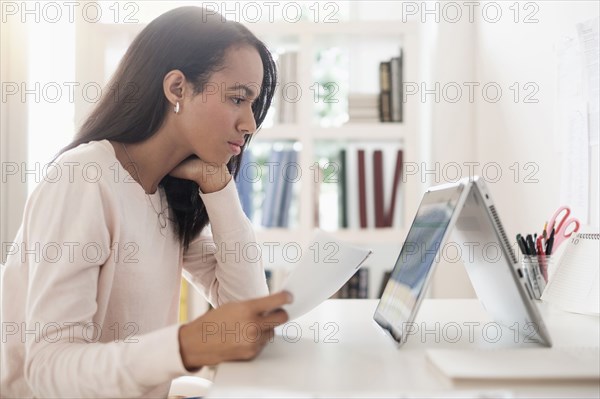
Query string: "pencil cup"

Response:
xmin=522 ymin=255 xmax=550 ymax=299
xmin=521 ymin=255 xmax=551 ymax=300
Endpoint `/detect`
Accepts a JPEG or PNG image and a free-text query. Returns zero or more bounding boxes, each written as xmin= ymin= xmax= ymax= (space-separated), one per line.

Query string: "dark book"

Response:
xmin=358 ymin=267 xmax=369 ymax=299
xmin=348 ymin=273 xmax=360 ymax=299
xmin=390 ymin=51 xmax=403 ymax=122
xmin=378 ymin=270 xmax=393 ymax=298
xmin=338 ymin=149 xmax=348 ymax=228
xmin=340 ymin=278 xmax=350 ymax=299
xmin=379 ymin=61 xmax=392 ymax=122
xmin=384 ymin=149 xmax=404 ymax=227
xmin=357 ymin=149 xmax=368 ymax=228
xmin=265 ymin=269 xmax=273 ymax=293
xmin=373 ymin=150 xmax=386 ymax=228
xmin=379 ymin=91 xmax=391 ymax=122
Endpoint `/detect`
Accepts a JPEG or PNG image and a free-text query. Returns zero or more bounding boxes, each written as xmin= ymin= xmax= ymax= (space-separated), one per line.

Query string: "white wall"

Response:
xmin=475 ymin=1 xmax=599 ymax=235
xmin=428 ymin=1 xmax=599 ymax=298
xmin=424 ymin=17 xmax=478 ymax=298
xmin=2 ymin=1 xmax=597 ymax=295
xmin=0 ymin=18 xmax=29 ymax=260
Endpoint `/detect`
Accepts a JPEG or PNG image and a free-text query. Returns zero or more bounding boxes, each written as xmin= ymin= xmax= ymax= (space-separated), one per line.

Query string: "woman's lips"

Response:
xmin=228 ymin=142 xmax=242 ymax=155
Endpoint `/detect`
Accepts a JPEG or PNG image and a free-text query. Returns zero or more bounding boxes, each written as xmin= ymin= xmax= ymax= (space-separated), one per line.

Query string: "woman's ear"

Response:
xmin=163 ymin=70 xmax=186 ymax=109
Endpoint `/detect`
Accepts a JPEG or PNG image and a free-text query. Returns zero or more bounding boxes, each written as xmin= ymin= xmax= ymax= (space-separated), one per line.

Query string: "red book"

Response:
xmin=384 ymin=150 xmax=403 ymax=227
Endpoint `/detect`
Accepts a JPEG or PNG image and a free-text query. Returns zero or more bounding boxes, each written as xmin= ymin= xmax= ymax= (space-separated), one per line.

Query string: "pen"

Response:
xmin=545 ymin=228 xmax=555 ymax=255
xmin=526 ymin=234 xmax=537 ymax=256
xmin=546 ymin=236 xmax=554 ymax=255
xmin=536 ymin=235 xmax=548 ymax=282
xmin=542 ymin=222 xmax=548 ymax=241
xmin=517 ymin=234 xmax=529 ymax=255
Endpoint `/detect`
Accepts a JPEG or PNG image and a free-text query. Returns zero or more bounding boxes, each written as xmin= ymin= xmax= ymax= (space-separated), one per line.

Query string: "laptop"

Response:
xmin=373 ymin=176 xmax=552 ymax=347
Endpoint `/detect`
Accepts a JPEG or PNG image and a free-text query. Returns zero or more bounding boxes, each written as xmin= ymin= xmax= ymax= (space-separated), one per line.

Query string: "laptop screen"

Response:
xmin=374 ymin=183 xmax=463 ymax=343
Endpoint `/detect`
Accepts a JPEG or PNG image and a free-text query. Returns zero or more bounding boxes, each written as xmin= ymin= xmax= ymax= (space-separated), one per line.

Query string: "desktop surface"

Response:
xmin=206 ymin=299 xmax=600 ymax=398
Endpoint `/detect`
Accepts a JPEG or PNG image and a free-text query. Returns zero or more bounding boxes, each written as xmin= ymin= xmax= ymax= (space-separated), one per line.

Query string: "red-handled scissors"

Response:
xmin=547 ymin=206 xmax=581 ymax=251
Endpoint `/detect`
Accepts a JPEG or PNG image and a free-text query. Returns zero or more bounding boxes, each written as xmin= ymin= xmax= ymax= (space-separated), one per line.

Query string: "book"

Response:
xmin=265 ymin=269 xmax=273 ymax=293
xmin=373 ymin=150 xmax=386 ymax=227
xmin=337 ymin=144 xmax=403 ymax=229
xmin=541 ymin=232 xmax=600 ymax=315
xmin=378 ymin=49 xmax=403 ymax=123
xmin=357 ymin=149 xmax=368 ymax=228
xmin=179 ymin=279 xmax=189 ymax=323
xmin=345 ymin=143 xmax=360 ymax=229
xmin=261 ymin=150 xmax=285 ymax=227
xmin=390 ymin=50 xmax=403 ymax=122
xmin=348 ymin=93 xmax=379 ymax=123
xmin=234 ymin=151 xmax=254 ymax=220
xmin=270 ymin=150 xmax=289 ymax=227
xmin=378 ymin=61 xmax=392 ymax=122
xmin=378 ymin=270 xmax=392 ymax=298
xmin=260 ymin=149 xmax=299 ymax=228
xmin=384 ymin=149 xmax=403 ymax=226
xmin=357 ymin=267 xmax=369 ymax=298
xmin=313 ymin=162 xmax=323 ymax=227
xmin=347 ymin=272 xmax=359 ymax=298
xmin=363 ymin=146 xmax=376 ymax=228
xmin=278 ymin=150 xmax=298 ymax=227
xmin=276 ymin=52 xmax=298 ymax=124
xmin=333 ymin=268 xmax=369 ymax=299
xmin=338 ymin=149 xmax=348 ymax=228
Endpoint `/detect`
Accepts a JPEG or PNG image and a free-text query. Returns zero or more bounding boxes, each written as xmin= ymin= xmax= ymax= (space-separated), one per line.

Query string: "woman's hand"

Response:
xmin=178 ymin=292 xmax=292 ymax=370
xmin=169 ymin=156 xmax=232 ymax=194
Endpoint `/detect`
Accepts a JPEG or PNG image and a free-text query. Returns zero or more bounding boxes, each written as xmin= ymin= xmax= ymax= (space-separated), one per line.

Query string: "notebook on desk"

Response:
xmin=426 ymin=347 xmax=600 ymax=382
xmin=542 ymin=233 xmax=600 ymax=315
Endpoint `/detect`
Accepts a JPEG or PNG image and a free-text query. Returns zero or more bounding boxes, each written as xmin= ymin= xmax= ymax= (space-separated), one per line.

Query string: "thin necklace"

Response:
xmin=121 ymin=143 xmax=168 ymax=229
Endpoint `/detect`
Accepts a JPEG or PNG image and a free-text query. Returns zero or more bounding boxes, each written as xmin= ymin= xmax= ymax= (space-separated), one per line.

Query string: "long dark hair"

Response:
xmin=58 ymin=7 xmax=277 ymax=250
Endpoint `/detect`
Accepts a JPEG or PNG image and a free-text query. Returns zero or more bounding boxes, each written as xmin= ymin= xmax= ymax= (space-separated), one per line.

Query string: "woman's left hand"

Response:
xmin=169 ymin=156 xmax=232 ymax=194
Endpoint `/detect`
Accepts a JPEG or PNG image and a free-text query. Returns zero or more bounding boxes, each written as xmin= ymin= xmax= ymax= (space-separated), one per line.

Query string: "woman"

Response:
xmin=0 ymin=6 xmax=291 ymax=398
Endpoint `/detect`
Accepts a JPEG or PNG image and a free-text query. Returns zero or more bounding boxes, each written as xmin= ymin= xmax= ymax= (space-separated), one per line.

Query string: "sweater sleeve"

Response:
xmin=21 ymin=161 xmax=187 ymax=398
xmin=182 ymin=178 xmax=269 ymax=307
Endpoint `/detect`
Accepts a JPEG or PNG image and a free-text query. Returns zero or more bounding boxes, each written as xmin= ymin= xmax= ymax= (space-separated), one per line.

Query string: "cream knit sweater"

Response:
xmin=1 ymin=140 xmax=268 ymax=398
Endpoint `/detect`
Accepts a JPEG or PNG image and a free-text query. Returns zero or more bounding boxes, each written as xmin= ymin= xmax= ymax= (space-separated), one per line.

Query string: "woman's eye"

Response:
xmin=232 ymin=97 xmax=244 ymax=105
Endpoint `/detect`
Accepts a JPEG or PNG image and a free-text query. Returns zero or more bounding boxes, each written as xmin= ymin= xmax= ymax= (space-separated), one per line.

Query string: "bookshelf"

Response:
xmin=76 ymin=12 xmax=426 ymax=315
xmin=246 ymin=19 xmax=424 ymax=299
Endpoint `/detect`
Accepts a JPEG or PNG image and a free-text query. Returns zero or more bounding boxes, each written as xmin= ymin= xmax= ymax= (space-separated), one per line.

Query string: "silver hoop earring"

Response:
xmin=174 ymin=102 xmax=180 ymax=114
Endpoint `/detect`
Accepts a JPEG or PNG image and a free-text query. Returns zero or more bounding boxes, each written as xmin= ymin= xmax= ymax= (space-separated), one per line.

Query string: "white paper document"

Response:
xmin=280 ymin=229 xmax=372 ymax=320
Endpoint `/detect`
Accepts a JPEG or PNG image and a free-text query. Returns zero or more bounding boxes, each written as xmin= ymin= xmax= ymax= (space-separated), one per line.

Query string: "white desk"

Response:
xmin=206 ymin=299 xmax=600 ymax=398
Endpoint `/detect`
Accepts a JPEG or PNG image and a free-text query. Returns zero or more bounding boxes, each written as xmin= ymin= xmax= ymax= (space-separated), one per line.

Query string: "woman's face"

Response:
xmin=178 ymin=45 xmax=264 ymax=165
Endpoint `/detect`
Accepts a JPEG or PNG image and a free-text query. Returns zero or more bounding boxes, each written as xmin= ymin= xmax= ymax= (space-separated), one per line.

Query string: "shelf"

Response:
xmin=79 ymin=10 xmax=426 ymax=303
xmin=250 ymin=21 xmax=417 ymax=37
xmin=255 ymin=228 xmax=407 ymax=245
xmin=245 ymin=16 xmax=423 ymax=300
xmin=327 ymin=228 xmax=408 ymax=243
xmin=97 ymin=20 xmax=417 ymax=40
xmin=255 ymin=123 xmax=407 ymax=141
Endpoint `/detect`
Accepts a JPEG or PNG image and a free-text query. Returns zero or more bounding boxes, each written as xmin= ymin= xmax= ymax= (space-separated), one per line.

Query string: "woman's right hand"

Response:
xmin=168 ymin=155 xmax=232 ymax=194
xmin=178 ymin=291 xmax=292 ymax=370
